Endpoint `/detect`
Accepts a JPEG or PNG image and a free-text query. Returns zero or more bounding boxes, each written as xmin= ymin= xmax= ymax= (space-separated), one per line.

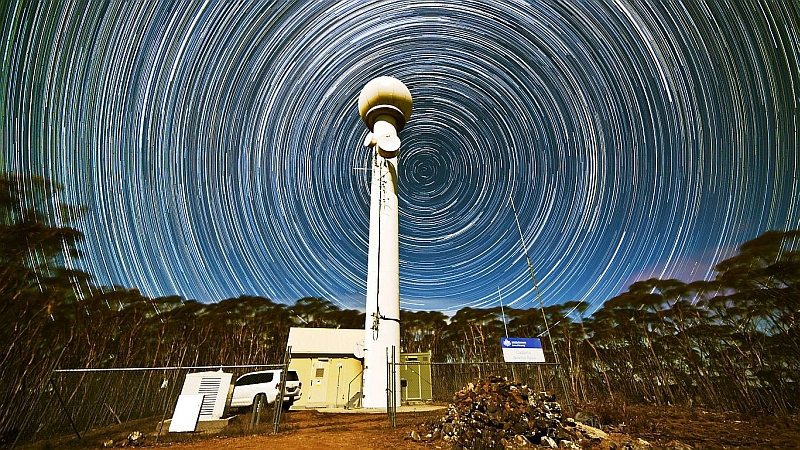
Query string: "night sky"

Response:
xmin=3 ymin=1 xmax=798 ymax=314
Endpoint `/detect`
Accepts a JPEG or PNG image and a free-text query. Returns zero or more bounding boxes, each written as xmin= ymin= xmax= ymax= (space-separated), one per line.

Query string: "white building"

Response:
xmin=287 ymin=328 xmax=365 ymax=409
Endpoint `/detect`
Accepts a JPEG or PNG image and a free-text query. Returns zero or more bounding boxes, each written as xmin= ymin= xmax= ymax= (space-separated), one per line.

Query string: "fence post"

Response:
xmin=272 ymin=345 xmax=292 ymax=434
xmin=251 ymin=394 xmax=266 ymax=429
xmin=386 ymin=345 xmax=397 ymax=427
xmin=50 ymin=377 xmax=81 ymax=440
xmin=11 ymin=349 xmax=67 ymax=449
xmin=154 ymin=370 xmax=182 ymax=444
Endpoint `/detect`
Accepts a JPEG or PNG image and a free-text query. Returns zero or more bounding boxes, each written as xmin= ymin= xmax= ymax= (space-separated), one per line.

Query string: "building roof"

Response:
xmin=287 ymin=327 xmax=364 ymax=356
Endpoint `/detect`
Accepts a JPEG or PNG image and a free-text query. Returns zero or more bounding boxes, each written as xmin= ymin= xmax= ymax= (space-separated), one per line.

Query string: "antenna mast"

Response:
xmin=498 ymin=286 xmax=509 ymax=338
xmin=508 ymin=195 xmax=573 ymax=413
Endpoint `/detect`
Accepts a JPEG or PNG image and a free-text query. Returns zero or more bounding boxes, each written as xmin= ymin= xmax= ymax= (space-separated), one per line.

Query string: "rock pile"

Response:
xmin=101 ymin=430 xmax=145 ymax=448
xmin=414 ymin=375 xmax=584 ymax=449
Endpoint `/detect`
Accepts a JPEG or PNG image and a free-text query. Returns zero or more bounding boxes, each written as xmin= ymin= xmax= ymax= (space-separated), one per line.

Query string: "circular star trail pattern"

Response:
xmin=4 ymin=0 xmax=799 ymax=313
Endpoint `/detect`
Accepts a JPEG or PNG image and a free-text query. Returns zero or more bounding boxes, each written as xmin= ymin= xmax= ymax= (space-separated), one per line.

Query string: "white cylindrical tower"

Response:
xmin=358 ymin=77 xmax=412 ymax=409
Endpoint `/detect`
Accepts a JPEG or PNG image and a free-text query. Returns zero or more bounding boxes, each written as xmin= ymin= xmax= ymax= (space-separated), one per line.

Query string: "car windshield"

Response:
xmin=285 ymin=371 xmax=299 ymax=381
xmin=236 ymin=372 xmax=274 ymax=386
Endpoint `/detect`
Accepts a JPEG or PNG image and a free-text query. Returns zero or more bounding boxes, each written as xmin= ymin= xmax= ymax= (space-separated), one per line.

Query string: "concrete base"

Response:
xmin=301 ymin=404 xmax=446 ymax=414
xmin=157 ymin=416 xmax=234 ymax=434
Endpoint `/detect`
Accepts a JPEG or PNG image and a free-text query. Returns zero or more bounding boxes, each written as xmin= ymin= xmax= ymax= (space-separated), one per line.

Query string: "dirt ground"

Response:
xmin=21 ymin=404 xmax=800 ymax=449
xmin=141 ymin=405 xmax=799 ymax=450
xmin=151 ymin=409 xmax=441 ymax=450
xmin=605 ymin=404 xmax=800 ymax=449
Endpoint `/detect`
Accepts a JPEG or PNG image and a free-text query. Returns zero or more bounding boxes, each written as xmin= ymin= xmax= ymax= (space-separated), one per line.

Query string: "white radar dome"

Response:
xmin=358 ymin=76 xmax=413 ymax=132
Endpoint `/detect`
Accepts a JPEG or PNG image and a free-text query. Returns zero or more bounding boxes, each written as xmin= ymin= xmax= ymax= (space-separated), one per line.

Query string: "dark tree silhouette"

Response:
xmin=0 ymin=173 xmax=90 ymax=440
xmin=2 ymin=173 xmax=798 ymax=441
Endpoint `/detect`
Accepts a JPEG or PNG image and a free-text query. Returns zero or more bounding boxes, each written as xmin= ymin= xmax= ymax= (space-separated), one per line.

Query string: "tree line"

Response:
xmin=405 ymin=230 xmax=799 ymax=415
xmin=1 ymin=173 xmax=798 ymax=440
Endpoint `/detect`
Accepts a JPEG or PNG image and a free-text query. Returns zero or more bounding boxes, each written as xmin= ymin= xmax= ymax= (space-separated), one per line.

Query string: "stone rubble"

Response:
xmin=412 ymin=375 xmax=664 ymax=450
xmin=412 ymin=375 xmax=581 ymax=449
xmin=99 ymin=430 xmax=146 ymax=448
xmin=124 ymin=430 xmax=144 ymax=446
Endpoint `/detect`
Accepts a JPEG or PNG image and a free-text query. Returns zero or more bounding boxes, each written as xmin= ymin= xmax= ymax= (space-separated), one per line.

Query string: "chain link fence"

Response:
xmin=13 ymin=356 xmax=572 ymax=447
xmin=388 ymin=360 xmax=574 ymax=426
xmin=11 ymin=363 xmax=290 ymax=449
xmin=432 ymin=362 xmax=570 ymax=404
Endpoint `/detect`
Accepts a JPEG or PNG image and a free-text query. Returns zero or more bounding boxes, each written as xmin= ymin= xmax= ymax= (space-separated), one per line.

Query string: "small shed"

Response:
xmin=168 ymin=370 xmax=233 ymax=432
xmin=287 ymin=328 xmax=365 ymax=409
xmin=399 ymin=352 xmax=433 ymax=402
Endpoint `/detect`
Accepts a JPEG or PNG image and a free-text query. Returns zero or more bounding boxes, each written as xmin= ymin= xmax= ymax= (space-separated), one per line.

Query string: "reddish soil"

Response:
xmin=144 ymin=406 xmax=799 ymax=450
xmin=606 ymin=405 xmax=800 ymax=449
xmin=20 ymin=405 xmax=800 ymax=449
xmin=150 ymin=409 xmax=436 ymax=450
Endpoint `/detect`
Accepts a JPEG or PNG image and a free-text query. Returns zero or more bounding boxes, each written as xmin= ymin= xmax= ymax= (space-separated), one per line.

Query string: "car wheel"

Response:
xmin=252 ymin=393 xmax=268 ymax=412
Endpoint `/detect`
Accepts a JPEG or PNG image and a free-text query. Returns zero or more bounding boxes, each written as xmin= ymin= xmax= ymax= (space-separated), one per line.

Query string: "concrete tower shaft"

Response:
xmin=357 ymin=77 xmax=411 ymax=409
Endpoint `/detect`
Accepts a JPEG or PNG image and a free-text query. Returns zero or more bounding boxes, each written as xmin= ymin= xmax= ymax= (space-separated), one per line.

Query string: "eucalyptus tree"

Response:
xmin=196 ymin=295 xmax=292 ymax=365
xmin=400 ymin=309 xmax=448 ymax=356
xmin=441 ymin=307 xmax=506 ymax=362
xmin=0 ymin=173 xmax=90 ymax=440
xmin=290 ymin=296 xmax=344 ymax=328
xmin=708 ymin=230 xmax=800 ymax=413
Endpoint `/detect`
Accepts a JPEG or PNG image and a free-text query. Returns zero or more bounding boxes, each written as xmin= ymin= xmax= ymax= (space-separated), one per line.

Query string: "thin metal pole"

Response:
xmin=272 ymin=345 xmax=292 ymax=434
xmin=50 ymin=378 xmax=81 ymax=440
xmin=53 ymin=363 xmax=278 ymax=373
xmin=509 ymin=195 xmax=574 ymax=414
xmin=498 ymin=286 xmax=510 ymax=337
xmin=509 ymin=195 xmax=554 ymax=343
xmin=346 ymin=369 xmax=364 ymax=410
xmin=386 ymin=347 xmax=391 ymax=424
xmin=12 ymin=349 xmax=66 ymax=449
xmin=498 ymin=287 xmax=516 ymax=381
xmin=388 ymin=346 xmax=396 ymax=427
xmin=155 ymin=369 xmax=182 ymax=443
xmin=335 ymin=365 xmax=342 ymax=408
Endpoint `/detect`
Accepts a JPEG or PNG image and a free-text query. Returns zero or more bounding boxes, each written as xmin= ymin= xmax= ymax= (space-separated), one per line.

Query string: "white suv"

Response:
xmin=230 ymin=369 xmax=302 ymax=410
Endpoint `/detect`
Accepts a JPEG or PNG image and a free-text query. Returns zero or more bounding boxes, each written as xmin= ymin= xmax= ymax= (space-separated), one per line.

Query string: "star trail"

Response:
xmin=3 ymin=0 xmax=798 ymax=313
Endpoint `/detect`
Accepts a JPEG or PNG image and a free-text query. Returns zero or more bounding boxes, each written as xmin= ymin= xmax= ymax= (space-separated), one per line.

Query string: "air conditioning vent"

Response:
xmin=177 ymin=371 xmax=232 ymax=421
xmin=198 ymin=377 xmax=223 ymax=418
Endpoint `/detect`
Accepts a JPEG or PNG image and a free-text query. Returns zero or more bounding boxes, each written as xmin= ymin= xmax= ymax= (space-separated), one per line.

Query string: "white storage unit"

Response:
xmin=287 ymin=328 xmax=365 ymax=408
xmin=177 ymin=371 xmax=232 ymax=421
xmin=169 ymin=394 xmax=205 ymax=432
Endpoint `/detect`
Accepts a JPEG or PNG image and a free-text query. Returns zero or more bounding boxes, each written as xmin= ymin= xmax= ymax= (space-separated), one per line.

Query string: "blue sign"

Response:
xmin=501 ymin=337 xmax=545 ymax=362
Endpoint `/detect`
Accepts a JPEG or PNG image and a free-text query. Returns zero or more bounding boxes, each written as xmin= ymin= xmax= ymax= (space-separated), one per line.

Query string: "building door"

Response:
xmin=403 ymin=356 xmax=422 ymax=401
xmin=400 ymin=352 xmax=433 ymax=402
xmin=307 ymin=358 xmax=330 ymax=405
